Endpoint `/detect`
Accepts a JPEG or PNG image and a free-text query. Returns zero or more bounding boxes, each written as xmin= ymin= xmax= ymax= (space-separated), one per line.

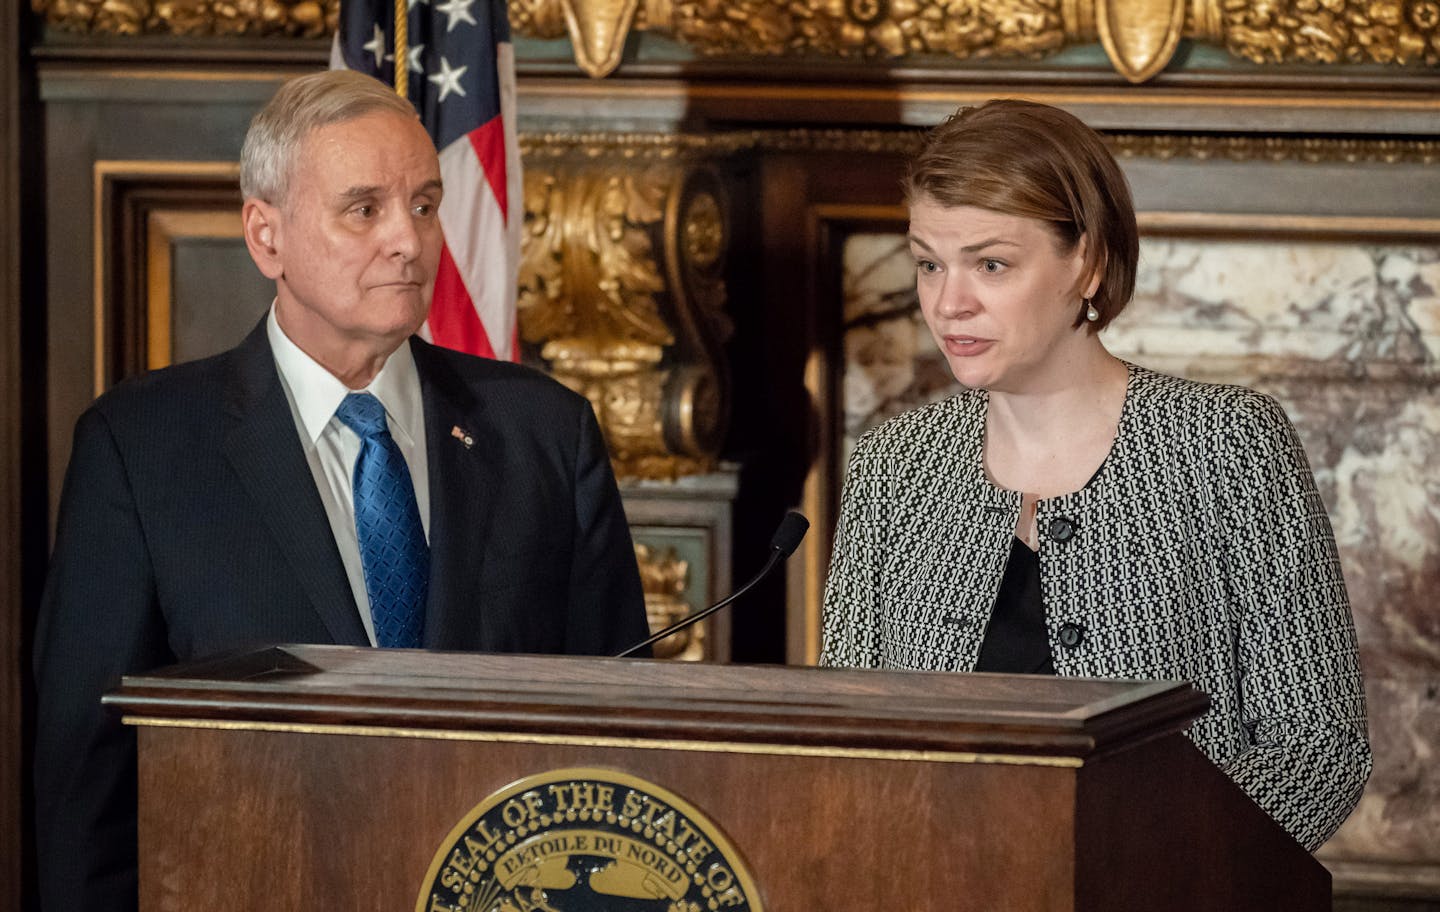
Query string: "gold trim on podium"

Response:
xmin=124 ymin=715 xmax=1087 ymax=767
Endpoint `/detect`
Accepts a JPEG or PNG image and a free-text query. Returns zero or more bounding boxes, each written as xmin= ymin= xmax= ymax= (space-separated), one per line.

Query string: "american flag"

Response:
xmin=333 ymin=0 xmax=521 ymax=361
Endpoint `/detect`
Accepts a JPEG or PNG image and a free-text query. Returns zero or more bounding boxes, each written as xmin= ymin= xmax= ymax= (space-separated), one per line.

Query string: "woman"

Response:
xmin=820 ymin=99 xmax=1370 ymax=852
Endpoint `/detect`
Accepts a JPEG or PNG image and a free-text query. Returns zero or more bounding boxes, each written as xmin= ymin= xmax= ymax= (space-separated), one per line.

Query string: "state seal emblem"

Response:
xmin=417 ymin=768 xmax=763 ymax=912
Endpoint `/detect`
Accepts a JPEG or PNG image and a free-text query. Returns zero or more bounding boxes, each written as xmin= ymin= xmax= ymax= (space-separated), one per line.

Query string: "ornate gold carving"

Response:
xmin=510 ymin=0 xmax=571 ymax=37
xmin=31 ymin=0 xmax=1440 ymax=76
xmin=1193 ymin=0 xmax=1225 ymax=38
xmin=1217 ymin=0 xmax=1439 ymax=65
xmin=1096 ymin=0 xmax=1188 ymax=80
xmin=520 ymin=165 xmax=673 ymax=349
xmin=520 ymin=132 xmax=762 ymax=160
xmin=518 ymin=143 xmax=732 ymax=480
xmin=32 ymin=0 xmax=333 ymax=37
xmin=1063 ymin=0 xmax=1097 ymax=34
xmin=519 ymin=128 xmax=1440 ymax=165
xmin=649 ymin=0 xmax=1068 ymax=64
xmin=681 ymin=191 xmax=723 ymax=270
xmin=559 ymin=0 xmax=642 ymax=76
xmin=511 ymin=0 xmax=1440 ymax=79
xmin=518 ymin=128 xmax=1440 ymax=165
xmin=635 ymin=542 xmax=703 ymax=660
xmin=665 ymin=366 xmax=724 ymax=458
xmin=660 ymin=172 xmax=732 ymax=458
xmin=1105 ymin=133 xmax=1440 ymax=164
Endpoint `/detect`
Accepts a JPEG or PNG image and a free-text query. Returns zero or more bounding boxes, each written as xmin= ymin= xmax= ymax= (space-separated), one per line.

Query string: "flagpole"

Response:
xmin=392 ymin=0 xmax=408 ymax=98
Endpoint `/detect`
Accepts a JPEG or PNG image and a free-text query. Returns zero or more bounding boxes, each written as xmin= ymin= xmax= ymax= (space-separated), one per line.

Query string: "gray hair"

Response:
xmin=240 ymin=69 xmax=420 ymax=206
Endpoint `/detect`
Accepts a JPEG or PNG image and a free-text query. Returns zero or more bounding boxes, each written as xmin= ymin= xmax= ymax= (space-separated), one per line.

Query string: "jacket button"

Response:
xmin=1058 ymin=623 xmax=1084 ymax=648
xmin=1048 ymin=517 xmax=1076 ymax=542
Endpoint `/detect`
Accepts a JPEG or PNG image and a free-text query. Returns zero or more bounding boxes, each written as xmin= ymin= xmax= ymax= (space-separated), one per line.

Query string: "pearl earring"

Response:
xmin=1084 ymin=299 xmax=1100 ymax=322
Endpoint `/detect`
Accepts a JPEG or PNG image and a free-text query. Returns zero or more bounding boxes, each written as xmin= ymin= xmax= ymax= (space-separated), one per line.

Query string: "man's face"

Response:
xmin=262 ymin=110 xmax=444 ymax=364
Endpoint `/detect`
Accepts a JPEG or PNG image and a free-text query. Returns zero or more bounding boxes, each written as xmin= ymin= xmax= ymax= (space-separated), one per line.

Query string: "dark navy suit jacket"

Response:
xmin=33 ymin=321 xmax=649 ymax=912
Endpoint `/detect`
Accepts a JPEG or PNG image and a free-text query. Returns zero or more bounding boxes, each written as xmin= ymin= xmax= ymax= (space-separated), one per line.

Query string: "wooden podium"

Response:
xmin=108 ymin=645 xmax=1330 ymax=911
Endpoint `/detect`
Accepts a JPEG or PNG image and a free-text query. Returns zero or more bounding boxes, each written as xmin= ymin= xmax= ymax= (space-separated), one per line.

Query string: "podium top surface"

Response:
xmin=108 ymin=645 xmax=1209 ymax=761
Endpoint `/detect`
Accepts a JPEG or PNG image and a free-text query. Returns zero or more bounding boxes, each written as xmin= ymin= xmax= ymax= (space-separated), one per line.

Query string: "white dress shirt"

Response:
xmin=267 ymin=307 xmax=431 ymax=646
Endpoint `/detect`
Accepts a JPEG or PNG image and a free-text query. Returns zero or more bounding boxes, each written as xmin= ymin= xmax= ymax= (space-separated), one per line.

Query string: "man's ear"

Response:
xmin=242 ymin=199 xmax=285 ymax=281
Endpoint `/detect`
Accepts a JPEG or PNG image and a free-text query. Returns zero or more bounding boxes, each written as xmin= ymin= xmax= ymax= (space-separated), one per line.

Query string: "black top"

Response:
xmin=975 ymin=536 xmax=1056 ymax=675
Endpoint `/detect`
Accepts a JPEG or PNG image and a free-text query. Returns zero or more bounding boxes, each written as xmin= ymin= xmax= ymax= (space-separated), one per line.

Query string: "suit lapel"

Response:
xmin=413 ymin=338 xmax=502 ymax=649
xmin=221 ymin=321 xmax=369 ymax=647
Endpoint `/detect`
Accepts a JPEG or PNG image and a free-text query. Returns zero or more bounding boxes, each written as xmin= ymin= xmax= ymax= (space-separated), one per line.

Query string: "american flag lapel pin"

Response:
xmin=450 ymin=425 xmax=475 ymax=449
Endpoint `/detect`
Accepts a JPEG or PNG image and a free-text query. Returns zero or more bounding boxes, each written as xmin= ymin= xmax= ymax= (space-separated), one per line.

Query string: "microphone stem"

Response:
xmin=614 ymin=548 xmax=785 ymax=659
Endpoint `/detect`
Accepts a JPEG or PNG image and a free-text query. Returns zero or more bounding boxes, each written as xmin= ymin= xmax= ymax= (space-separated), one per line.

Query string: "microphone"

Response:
xmin=614 ymin=511 xmax=810 ymax=659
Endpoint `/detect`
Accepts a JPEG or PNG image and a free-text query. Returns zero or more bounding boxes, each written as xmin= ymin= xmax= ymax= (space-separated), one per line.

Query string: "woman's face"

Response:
xmin=908 ymin=198 xmax=1100 ymax=394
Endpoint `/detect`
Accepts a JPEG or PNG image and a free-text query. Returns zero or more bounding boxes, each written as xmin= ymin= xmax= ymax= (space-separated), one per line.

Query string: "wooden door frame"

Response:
xmin=2 ymin=0 xmax=43 ymax=906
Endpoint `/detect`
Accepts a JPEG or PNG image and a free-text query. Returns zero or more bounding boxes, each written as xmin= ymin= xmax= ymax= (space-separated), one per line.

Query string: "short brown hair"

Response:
xmin=903 ymin=99 xmax=1138 ymax=331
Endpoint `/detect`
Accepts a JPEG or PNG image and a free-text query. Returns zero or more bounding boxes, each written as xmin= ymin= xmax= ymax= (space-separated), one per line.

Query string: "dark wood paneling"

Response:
xmin=745 ymin=151 xmax=908 ymax=663
xmin=38 ymin=67 xmax=293 ymax=523
xmin=139 ymin=727 xmax=1078 ymax=910
xmin=1077 ymin=736 xmax=1331 ymax=910
xmin=0 ymin=0 xmax=21 ymax=900
xmin=94 ymin=174 xmax=246 ymax=385
xmin=3 ymin=0 xmax=43 ymax=908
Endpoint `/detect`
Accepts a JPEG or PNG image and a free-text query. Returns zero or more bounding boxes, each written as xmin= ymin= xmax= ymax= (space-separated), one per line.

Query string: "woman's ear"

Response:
xmin=1077 ymin=235 xmax=1104 ymax=300
xmin=242 ymin=200 xmax=284 ymax=281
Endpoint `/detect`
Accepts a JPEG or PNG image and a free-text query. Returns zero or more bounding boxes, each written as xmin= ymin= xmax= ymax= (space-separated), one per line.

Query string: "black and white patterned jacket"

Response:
xmin=821 ymin=364 xmax=1370 ymax=851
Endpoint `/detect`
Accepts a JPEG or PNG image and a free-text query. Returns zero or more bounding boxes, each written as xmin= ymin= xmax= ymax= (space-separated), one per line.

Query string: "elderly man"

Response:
xmin=33 ymin=70 xmax=648 ymax=912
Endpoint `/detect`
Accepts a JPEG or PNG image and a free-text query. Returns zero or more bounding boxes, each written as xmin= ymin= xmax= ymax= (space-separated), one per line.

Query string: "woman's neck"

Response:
xmin=983 ymin=345 xmax=1129 ymax=498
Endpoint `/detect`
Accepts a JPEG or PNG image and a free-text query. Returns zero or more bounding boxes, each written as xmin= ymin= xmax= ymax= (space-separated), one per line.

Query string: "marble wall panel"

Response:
xmin=839 ymin=232 xmax=1440 ymax=893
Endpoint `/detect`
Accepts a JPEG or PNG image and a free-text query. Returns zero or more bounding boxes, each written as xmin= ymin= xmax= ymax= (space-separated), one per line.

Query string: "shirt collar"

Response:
xmin=266 ymin=305 xmax=425 ymax=449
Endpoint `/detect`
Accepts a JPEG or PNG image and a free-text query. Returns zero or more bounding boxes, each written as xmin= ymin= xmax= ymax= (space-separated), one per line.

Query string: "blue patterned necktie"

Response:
xmin=334 ymin=392 xmax=427 ymax=648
